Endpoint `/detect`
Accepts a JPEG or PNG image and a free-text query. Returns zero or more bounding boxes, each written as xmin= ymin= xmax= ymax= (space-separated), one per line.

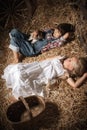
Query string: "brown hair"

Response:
xmin=57 ymin=23 xmax=75 ymax=35
xmin=74 ymin=57 xmax=87 ymax=76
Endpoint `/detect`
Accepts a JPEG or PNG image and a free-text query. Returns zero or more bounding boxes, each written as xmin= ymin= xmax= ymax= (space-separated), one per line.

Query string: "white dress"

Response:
xmin=2 ymin=57 xmax=66 ymax=99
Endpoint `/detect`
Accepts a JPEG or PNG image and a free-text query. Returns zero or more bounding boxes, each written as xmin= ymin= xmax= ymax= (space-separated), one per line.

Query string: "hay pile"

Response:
xmin=0 ymin=0 xmax=87 ymax=130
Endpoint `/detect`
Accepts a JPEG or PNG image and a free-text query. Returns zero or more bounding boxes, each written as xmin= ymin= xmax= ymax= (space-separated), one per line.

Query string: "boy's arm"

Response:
xmin=62 ymin=32 xmax=69 ymax=40
xmin=56 ymin=32 xmax=70 ymax=47
xmin=66 ymin=73 xmax=87 ymax=89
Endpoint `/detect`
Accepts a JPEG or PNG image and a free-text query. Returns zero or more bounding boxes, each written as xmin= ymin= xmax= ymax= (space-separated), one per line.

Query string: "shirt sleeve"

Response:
xmin=41 ymin=36 xmax=67 ymax=53
xmin=58 ymin=36 xmax=66 ymax=46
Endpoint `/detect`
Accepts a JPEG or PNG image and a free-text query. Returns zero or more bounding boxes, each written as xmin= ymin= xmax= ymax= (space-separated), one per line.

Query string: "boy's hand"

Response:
xmin=63 ymin=32 xmax=69 ymax=40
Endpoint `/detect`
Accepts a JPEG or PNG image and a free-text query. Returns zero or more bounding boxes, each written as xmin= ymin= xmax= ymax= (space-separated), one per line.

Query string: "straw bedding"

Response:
xmin=0 ymin=0 xmax=87 ymax=130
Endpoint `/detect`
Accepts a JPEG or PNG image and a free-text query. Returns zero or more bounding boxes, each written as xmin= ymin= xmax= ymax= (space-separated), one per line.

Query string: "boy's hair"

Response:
xmin=74 ymin=57 xmax=87 ymax=76
xmin=57 ymin=23 xmax=75 ymax=35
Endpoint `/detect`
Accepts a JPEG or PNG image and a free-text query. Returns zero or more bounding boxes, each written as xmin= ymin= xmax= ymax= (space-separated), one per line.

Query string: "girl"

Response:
xmin=2 ymin=56 xmax=87 ymax=100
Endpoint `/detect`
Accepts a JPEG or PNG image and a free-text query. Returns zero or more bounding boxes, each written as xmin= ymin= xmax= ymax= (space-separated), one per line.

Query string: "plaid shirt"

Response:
xmin=41 ymin=36 xmax=66 ymax=53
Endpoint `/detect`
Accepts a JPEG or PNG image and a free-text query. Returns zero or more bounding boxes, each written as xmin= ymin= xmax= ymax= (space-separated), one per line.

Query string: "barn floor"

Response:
xmin=0 ymin=0 xmax=87 ymax=130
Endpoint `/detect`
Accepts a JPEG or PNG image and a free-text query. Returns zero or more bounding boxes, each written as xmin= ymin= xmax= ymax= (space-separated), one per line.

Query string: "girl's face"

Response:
xmin=53 ymin=28 xmax=62 ymax=38
xmin=63 ymin=57 xmax=78 ymax=71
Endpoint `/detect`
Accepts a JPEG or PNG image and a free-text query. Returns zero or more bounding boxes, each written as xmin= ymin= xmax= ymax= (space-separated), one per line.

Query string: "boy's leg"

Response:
xmin=13 ymin=51 xmax=20 ymax=63
xmin=13 ymin=51 xmax=25 ymax=63
xmin=9 ymin=28 xmax=35 ymax=58
xmin=9 ymin=29 xmax=24 ymax=63
xmin=9 ymin=28 xmax=29 ymax=40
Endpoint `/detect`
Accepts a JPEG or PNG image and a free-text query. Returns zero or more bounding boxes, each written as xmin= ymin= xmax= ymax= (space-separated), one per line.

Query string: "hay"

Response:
xmin=0 ymin=0 xmax=87 ymax=130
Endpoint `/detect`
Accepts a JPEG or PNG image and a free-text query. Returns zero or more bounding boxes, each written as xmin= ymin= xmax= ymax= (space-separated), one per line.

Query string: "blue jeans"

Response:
xmin=9 ymin=29 xmax=48 ymax=56
xmin=33 ymin=39 xmax=48 ymax=54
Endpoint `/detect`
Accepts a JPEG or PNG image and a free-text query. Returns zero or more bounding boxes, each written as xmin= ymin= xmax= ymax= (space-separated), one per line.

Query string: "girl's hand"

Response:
xmin=64 ymin=72 xmax=69 ymax=78
xmin=66 ymin=72 xmax=87 ymax=89
xmin=83 ymin=72 xmax=87 ymax=78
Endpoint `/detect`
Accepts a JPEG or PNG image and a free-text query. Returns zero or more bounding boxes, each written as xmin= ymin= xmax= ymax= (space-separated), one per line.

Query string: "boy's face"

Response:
xmin=53 ymin=28 xmax=62 ymax=38
xmin=63 ymin=57 xmax=78 ymax=71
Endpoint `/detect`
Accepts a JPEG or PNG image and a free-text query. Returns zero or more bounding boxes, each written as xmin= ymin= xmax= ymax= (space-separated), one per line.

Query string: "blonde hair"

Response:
xmin=73 ymin=57 xmax=87 ymax=76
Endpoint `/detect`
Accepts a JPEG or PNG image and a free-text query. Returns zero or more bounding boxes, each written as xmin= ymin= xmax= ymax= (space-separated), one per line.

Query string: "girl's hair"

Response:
xmin=74 ymin=57 xmax=87 ymax=76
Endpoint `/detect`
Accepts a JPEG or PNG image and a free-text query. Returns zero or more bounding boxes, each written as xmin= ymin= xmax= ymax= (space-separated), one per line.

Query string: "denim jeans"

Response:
xmin=33 ymin=39 xmax=48 ymax=54
xmin=9 ymin=29 xmax=48 ymax=56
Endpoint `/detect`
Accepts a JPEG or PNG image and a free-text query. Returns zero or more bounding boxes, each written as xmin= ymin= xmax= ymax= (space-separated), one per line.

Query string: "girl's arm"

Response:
xmin=45 ymin=55 xmax=65 ymax=61
xmin=40 ymin=56 xmax=59 ymax=61
xmin=66 ymin=73 xmax=87 ymax=89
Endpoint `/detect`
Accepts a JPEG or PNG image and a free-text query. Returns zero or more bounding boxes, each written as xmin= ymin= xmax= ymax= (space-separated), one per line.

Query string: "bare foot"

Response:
xmin=9 ymin=95 xmax=17 ymax=103
xmin=13 ymin=55 xmax=25 ymax=64
xmin=13 ymin=59 xmax=20 ymax=63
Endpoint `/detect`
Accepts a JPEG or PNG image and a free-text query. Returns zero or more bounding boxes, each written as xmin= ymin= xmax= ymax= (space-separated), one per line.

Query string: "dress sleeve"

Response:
xmin=51 ymin=58 xmax=66 ymax=77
